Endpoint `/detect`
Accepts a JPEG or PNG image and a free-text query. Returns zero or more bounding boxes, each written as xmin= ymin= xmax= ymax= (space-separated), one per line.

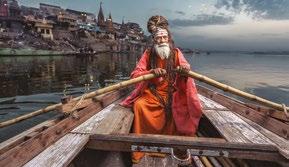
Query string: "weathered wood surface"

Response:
xmin=198 ymin=95 xmax=227 ymax=110
xmin=57 ymin=99 xmax=93 ymax=114
xmin=0 ymin=89 xmax=130 ymax=167
xmin=23 ymin=134 xmax=89 ymax=167
xmin=90 ymin=104 xmax=134 ymax=134
xmin=198 ymin=92 xmax=289 ymax=161
xmin=23 ymin=97 xmax=134 ymax=167
xmin=87 ymin=133 xmax=284 ymax=161
xmin=23 ymin=102 xmax=119 ymax=167
xmin=197 ymin=85 xmax=289 ymax=140
xmin=0 ymin=119 xmax=58 ymax=155
xmin=193 ymin=156 xmax=205 ymax=167
xmin=71 ymin=103 xmax=117 ymax=134
xmin=237 ymin=113 xmax=289 ymax=160
xmin=245 ymin=103 xmax=289 ymax=122
xmin=71 ymin=103 xmax=134 ymax=167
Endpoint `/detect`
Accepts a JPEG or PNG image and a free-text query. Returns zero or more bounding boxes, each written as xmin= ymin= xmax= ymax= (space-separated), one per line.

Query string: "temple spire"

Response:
xmin=97 ymin=2 xmax=105 ymax=27
xmin=109 ymin=12 xmax=112 ymax=20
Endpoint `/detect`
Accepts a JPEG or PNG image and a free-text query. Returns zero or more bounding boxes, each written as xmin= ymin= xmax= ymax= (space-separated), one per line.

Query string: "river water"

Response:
xmin=0 ymin=51 xmax=288 ymax=141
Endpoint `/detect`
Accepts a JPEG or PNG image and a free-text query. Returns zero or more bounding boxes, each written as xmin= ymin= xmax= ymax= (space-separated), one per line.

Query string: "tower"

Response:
xmin=0 ymin=0 xmax=9 ymax=17
xmin=8 ymin=0 xmax=21 ymax=17
xmin=121 ymin=16 xmax=126 ymax=31
xmin=106 ymin=12 xmax=114 ymax=33
xmin=97 ymin=2 xmax=105 ymax=28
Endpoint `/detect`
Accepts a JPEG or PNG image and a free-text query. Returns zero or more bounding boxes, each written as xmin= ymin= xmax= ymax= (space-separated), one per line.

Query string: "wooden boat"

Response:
xmin=0 ymin=71 xmax=289 ymax=167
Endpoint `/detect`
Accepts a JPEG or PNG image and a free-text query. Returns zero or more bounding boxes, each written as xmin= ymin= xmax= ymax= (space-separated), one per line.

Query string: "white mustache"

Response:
xmin=156 ymin=43 xmax=169 ymax=47
xmin=154 ymin=43 xmax=171 ymax=60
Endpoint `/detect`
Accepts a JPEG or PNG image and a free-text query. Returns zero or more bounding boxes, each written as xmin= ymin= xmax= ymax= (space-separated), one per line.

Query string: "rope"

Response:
xmin=63 ymin=83 xmax=67 ymax=96
xmin=281 ymin=103 xmax=289 ymax=119
xmin=71 ymin=84 xmax=90 ymax=113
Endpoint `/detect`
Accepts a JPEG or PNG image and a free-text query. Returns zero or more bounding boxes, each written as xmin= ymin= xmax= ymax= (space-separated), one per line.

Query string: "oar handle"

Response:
xmin=175 ymin=67 xmax=289 ymax=113
xmin=0 ymin=73 xmax=158 ymax=128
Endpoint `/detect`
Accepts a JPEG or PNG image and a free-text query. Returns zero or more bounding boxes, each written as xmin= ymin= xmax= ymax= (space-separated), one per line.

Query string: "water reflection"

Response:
xmin=1 ymin=51 xmax=289 ymax=142
xmin=0 ymin=53 xmax=138 ymax=98
xmin=0 ymin=53 xmax=139 ymax=142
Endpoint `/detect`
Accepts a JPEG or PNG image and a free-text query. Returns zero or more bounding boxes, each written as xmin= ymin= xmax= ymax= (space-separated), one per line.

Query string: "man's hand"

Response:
xmin=150 ymin=68 xmax=167 ymax=76
xmin=178 ymin=65 xmax=190 ymax=73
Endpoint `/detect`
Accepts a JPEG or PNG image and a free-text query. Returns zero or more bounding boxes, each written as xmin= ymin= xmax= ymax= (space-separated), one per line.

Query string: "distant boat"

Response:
xmin=0 ymin=97 xmax=15 ymax=104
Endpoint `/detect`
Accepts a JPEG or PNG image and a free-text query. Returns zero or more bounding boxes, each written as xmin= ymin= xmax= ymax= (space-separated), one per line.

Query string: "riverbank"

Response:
xmin=0 ymin=29 xmax=146 ymax=56
xmin=0 ymin=48 xmax=115 ymax=56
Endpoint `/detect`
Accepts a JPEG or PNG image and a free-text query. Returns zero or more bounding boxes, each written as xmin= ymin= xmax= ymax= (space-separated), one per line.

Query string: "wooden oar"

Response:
xmin=176 ymin=67 xmax=289 ymax=114
xmin=0 ymin=73 xmax=157 ymax=128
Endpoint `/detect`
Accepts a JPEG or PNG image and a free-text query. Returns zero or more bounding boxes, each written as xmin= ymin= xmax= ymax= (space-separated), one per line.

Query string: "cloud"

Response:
xmin=169 ymin=14 xmax=233 ymax=27
xmin=215 ymin=0 xmax=289 ymax=20
xmin=175 ymin=11 xmax=186 ymax=16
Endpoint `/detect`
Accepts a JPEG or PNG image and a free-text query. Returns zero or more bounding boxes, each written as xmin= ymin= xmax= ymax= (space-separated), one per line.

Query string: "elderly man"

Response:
xmin=121 ymin=15 xmax=202 ymax=163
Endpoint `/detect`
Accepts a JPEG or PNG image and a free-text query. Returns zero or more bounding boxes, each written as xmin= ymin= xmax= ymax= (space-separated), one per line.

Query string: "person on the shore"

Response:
xmin=121 ymin=15 xmax=202 ymax=163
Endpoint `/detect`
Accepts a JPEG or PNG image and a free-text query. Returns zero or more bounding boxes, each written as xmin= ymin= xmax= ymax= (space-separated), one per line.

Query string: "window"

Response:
xmin=46 ymin=29 xmax=50 ymax=34
xmin=40 ymin=29 xmax=45 ymax=34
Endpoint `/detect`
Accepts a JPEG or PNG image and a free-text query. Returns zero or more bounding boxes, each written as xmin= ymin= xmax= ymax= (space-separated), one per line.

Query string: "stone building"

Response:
xmin=35 ymin=19 xmax=54 ymax=40
xmin=8 ymin=0 xmax=20 ymax=17
xmin=39 ymin=3 xmax=62 ymax=16
xmin=56 ymin=12 xmax=77 ymax=31
xmin=106 ymin=12 xmax=114 ymax=33
xmin=66 ymin=9 xmax=95 ymax=24
xmin=0 ymin=0 xmax=8 ymax=17
xmin=21 ymin=6 xmax=42 ymax=19
xmin=0 ymin=0 xmax=23 ymax=33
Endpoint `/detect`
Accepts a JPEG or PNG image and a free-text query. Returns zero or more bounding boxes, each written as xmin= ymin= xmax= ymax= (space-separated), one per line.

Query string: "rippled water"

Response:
xmin=0 ymin=53 xmax=139 ymax=141
xmin=0 ymin=51 xmax=288 ymax=141
xmin=186 ymin=52 xmax=289 ymax=105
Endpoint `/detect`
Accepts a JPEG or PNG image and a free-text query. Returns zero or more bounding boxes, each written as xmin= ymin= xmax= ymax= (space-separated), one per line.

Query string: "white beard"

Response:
xmin=154 ymin=43 xmax=171 ymax=60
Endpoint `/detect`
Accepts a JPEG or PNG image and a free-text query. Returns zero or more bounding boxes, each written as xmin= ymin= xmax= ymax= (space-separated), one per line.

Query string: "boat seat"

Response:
xmin=23 ymin=102 xmax=133 ymax=167
xmin=198 ymin=94 xmax=289 ymax=161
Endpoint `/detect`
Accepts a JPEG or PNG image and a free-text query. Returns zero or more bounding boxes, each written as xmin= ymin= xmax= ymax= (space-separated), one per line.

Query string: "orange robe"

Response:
xmin=132 ymin=56 xmax=176 ymax=162
xmin=121 ymin=48 xmax=202 ymax=163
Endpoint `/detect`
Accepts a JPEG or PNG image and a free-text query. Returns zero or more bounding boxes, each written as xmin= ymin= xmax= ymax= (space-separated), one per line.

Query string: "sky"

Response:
xmin=19 ymin=0 xmax=289 ymax=51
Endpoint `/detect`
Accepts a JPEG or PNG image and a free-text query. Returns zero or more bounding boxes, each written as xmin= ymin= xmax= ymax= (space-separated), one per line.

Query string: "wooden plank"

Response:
xmin=245 ymin=103 xmax=289 ymax=122
xmin=198 ymin=94 xmax=227 ymax=110
xmin=200 ymin=156 xmax=213 ymax=167
xmin=192 ymin=156 xmax=205 ymax=167
xmin=71 ymin=104 xmax=134 ymax=167
xmin=87 ymin=134 xmax=286 ymax=162
xmin=237 ymin=113 xmax=289 ymax=159
xmin=203 ymin=110 xmax=250 ymax=143
xmin=205 ymin=110 xmax=273 ymax=144
xmin=71 ymin=103 xmax=117 ymax=134
xmin=213 ymin=110 xmax=274 ymax=145
xmin=23 ymin=134 xmax=89 ymax=167
xmin=24 ymin=102 xmax=120 ymax=167
xmin=197 ymin=85 xmax=289 ymax=140
xmin=0 ymin=119 xmax=58 ymax=155
xmin=57 ymin=99 xmax=94 ymax=114
xmin=91 ymin=104 xmax=133 ymax=134
xmin=0 ymin=89 xmax=129 ymax=167
xmin=208 ymin=157 xmax=222 ymax=167
xmin=198 ymin=85 xmax=289 ymax=160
